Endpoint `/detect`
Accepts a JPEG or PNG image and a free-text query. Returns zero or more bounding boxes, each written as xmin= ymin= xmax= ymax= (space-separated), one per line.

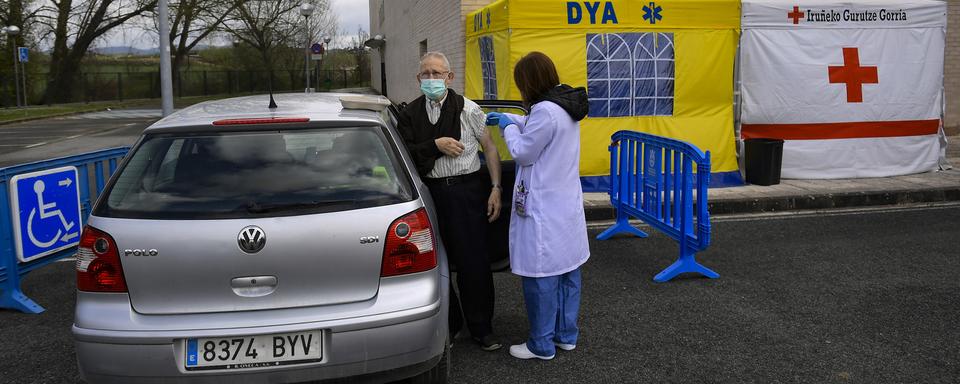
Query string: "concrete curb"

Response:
xmin=584 ymin=186 xmax=960 ymax=221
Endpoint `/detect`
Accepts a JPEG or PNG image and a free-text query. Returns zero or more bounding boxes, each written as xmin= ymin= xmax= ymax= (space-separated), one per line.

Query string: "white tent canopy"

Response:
xmin=739 ymin=0 xmax=947 ymax=179
xmin=743 ymin=0 xmax=946 ymax=29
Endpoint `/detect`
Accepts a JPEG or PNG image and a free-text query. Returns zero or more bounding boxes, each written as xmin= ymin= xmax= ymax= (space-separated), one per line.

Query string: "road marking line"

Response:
xmin=709 ymin=201 xmax=960 ymax=223
xmin=586 ymin=201 xmax=960 ymax=229
xmin=2 ymin=136 xmax=59 ymax=139
xmin=25 ymin=142 xmax=48 ymax=148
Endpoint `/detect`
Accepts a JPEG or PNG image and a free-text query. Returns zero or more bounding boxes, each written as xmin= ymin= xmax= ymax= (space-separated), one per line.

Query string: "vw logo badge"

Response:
xmin=238 ymin=226 xmax=266 ymax=254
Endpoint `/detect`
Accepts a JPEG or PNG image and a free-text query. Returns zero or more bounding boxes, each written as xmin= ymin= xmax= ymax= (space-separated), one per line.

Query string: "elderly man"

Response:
xmin=396 ymin=51 xmax=503 ymax=351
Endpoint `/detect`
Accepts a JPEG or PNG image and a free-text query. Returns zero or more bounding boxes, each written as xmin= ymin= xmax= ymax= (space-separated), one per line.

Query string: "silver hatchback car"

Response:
xmin=73 ymin=93 xmax=454 ymax=383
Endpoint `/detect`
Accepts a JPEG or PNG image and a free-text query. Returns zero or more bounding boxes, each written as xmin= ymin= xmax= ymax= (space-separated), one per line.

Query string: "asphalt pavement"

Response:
xmin=0 ymin=111 xmax=157 ymax=168
xmin=450 ymin=205 xmax=960 ymax=383
xmin=1 ymin=205 xmax=958 ymax=383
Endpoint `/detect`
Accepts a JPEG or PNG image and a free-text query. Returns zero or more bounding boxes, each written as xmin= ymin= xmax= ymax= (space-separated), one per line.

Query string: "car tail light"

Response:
xmin=381 ymin=208 xmax=437 ymax=277
xmin=76 ymin=226 xmax=128 ymax=292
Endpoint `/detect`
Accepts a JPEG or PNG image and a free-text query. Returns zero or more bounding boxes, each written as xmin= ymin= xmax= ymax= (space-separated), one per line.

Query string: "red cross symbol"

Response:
xmin=788 ymin=6 xmax=804 ymax=24
xmin=828 ymin=47 xmax=878 ymax=103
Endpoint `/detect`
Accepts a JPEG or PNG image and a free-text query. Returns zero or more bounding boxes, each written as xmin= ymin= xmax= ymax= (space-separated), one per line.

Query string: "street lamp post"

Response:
xmin=232 ymin=39 xmax=241 ymax=93
xmin=4 ymin=26 xmax=22 ymax=107
xmin=299 ymin=3 xmax=315 ymax=93
xmin=158 ymin=0 xmax=174 ymax=117
xmin=316 ymin=36 xmax=330 ymax=90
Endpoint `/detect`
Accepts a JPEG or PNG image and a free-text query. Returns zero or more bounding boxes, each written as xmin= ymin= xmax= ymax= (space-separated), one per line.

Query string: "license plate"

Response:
xmin=184 ymin=330 xmax=322 ymax=370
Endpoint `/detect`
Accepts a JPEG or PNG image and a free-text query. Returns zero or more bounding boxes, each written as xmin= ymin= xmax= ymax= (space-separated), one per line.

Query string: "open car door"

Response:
xmin=388 ymin=99 xmax=528 ymax=272
xmin=475 ymin=100 xmax=527 ymax=271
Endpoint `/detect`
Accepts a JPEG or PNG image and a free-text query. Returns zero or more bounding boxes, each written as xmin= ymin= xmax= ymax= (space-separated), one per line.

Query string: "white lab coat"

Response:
xmin=503 ymin=101 xmax=590 ymax=278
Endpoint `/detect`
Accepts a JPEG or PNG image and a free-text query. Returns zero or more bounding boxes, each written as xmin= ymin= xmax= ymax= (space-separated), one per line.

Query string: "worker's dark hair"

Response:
xmin=513 ymin=52 xmax=560 ymax=107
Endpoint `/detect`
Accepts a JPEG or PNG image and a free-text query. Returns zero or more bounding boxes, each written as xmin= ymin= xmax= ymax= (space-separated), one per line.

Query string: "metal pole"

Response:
xmin=11 ymin=44 xmax=21 ymax=107
xmin=304 ymin=16 xmax=310 ymax=92
xmin=158 ymin=0 xmax=174 ymax=116
xmin=19 ymin=53 xmax=27 ymax=105
xmin=380 ymin=51 xmax=387 ymax=97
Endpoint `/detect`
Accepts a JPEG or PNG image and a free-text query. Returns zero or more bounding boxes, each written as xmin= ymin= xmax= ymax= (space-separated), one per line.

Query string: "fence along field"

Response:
xmin=0 ymin=68 xmax=369 ymax=107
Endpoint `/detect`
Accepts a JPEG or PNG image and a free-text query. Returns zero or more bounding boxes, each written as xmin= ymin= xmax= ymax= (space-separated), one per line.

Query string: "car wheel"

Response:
xmin=408 ymin=338 xmax=450 ymax=384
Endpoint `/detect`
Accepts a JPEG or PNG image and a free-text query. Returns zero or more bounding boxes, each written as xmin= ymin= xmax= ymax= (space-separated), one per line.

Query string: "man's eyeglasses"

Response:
xmin=418 ymin=71 xmax=450 ymax=79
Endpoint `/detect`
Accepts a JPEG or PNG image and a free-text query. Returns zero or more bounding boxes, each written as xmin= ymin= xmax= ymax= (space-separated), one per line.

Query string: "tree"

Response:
xmin=1 ymin=0 xmax=43 ymax=104
xmin=37 ymin=0 xmax=157 ymax=103
xmin=222 ymin=0 xmax=336 ymax=85
xmin=347 ymin=26 xmax=370 ymax=83
xmin=162 ymin=0 xmax=239 ymax=79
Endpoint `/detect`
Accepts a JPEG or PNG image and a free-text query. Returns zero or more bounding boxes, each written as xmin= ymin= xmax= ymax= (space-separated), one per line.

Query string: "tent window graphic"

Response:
xmin=587 ymin=33 xmax=675 ymax=117
xmin=479 ymin=36 xmax=497 ymax=99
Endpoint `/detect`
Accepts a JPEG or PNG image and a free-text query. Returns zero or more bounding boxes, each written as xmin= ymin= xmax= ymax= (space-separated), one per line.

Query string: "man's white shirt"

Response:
xmin=425 ymin=93 xmax=487 ymax=179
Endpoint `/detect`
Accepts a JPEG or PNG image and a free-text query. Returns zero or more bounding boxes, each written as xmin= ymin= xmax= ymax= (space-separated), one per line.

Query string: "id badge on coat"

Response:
xmin=514 ymin=180 xmax=529 ymax=217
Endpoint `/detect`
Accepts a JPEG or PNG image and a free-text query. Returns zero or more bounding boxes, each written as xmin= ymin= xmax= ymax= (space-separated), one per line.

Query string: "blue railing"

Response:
xmin=597 ymin=131 xmax=717 ymax=283
xmin=0 ymin=148 xmax=129 ymax=313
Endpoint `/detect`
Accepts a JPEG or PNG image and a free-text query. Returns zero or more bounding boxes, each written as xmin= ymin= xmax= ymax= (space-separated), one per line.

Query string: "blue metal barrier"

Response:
xmin=597 ymin=131 xmax=718 ymax=283
xmin=0 ymin=148 xmax=129 ymax=313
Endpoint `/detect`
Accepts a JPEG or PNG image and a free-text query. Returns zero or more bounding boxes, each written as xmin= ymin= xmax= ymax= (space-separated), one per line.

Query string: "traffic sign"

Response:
xmin=9 ymin=166 xmax=82 ymax=263
xmin=18 ymin=47 xmax=28 ymax=63
xmin=311 ymin=43 xmax=323 ymax=54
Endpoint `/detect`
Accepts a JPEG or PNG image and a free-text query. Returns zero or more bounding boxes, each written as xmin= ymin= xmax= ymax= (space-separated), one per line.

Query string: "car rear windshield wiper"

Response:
xmin=244 ymin=200 xmax=356 ymax=214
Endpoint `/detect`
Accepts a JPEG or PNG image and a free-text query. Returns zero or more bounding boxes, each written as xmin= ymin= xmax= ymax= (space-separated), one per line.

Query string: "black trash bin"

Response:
xmin=744 ymin=138 xmax=784 ymax=186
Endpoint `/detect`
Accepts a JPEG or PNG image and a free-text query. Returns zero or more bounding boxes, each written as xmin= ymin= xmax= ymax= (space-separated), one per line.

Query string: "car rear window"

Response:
xmin=95 ymin=126 xmax=414 ymax=219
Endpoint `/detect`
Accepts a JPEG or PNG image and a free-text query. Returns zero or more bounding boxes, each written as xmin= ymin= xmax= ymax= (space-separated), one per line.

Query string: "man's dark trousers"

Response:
xmin=426 ymin=171 xmax=495 ymax=339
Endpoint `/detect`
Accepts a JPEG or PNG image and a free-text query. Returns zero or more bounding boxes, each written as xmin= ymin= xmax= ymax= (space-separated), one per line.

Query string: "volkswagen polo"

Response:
xmin=73 ymin=93 xmax=457 ymax=383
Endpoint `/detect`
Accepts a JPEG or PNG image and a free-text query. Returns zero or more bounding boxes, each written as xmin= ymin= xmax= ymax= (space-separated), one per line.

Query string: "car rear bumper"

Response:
xmin=75 ymin=309 xmax=444 ymax=383
xmin=73 ymin=273 xmax=447 ymax=383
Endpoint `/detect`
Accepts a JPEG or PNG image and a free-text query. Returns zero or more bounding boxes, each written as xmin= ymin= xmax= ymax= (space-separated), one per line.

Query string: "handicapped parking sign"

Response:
xmin=9 ymin=166 xmax=82 ymax=263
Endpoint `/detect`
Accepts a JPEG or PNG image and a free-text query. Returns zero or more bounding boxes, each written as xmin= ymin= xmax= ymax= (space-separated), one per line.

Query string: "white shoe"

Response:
xmin=509 ymin=343 xmax=555 ymax=360
xmin=554 ymin=341 xmax=576 ymax=351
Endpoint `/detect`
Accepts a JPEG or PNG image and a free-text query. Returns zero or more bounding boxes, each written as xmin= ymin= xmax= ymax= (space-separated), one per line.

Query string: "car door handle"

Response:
xmin=231 ymin=276 xmax=278 ymax=297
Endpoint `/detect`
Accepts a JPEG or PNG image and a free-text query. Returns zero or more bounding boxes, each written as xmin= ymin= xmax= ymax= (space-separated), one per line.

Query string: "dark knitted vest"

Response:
xmin=402 ymin=89 xmax=465 ymax=176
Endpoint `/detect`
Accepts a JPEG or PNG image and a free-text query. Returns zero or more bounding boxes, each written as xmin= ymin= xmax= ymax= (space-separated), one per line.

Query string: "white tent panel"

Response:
xmin=739 ymin=0 xmax=947 ymax=179
xmin=741 ymin=27 xmax=944 ymax=124
xmin=782 ymin=135 xmax=940 ymax=179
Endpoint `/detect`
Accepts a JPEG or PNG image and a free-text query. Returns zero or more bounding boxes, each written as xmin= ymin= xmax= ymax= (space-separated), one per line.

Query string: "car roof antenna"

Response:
xmin=268 ymin=92 xmax=278 ymax=110
xmin=268 ymin=75 xmax=278 ymax=110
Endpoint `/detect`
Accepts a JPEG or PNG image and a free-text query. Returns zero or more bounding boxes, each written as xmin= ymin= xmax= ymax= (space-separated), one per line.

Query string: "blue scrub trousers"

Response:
xmin=521 ymin=268 xmax=582 ymax=357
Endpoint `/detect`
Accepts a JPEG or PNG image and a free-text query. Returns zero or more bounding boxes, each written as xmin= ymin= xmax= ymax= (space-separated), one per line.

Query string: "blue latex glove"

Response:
xmin=485 ymin=112 xmax=503 ymax=126
xmin=485 ymin=112 xmax=515 ymax=130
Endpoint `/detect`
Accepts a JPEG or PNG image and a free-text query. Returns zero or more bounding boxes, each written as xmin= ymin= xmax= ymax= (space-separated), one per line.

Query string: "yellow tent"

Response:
xmin=465 ymin=0 xmax=742 ymax=189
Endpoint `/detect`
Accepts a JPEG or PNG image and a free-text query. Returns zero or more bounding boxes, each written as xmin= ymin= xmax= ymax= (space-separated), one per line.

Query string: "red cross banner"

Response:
xmin=739 ymin=0 xmax=947 ymax=179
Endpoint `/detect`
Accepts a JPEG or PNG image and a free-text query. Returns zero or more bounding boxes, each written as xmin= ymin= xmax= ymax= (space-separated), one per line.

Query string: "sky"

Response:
xmin=331 ymin=0 xmax=371 ymax=45
xmin=97 ymin=0 xmax=370 ymax=50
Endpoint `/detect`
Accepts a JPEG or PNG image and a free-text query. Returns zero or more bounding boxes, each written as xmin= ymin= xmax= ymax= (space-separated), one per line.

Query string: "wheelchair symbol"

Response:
xmin=26 ymin=179 xmax=79 ymax=248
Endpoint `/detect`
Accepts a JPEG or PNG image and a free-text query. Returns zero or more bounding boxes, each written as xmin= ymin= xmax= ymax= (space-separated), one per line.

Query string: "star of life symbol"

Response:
xmin=643 ymin=2 xmax=663 ymax=25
